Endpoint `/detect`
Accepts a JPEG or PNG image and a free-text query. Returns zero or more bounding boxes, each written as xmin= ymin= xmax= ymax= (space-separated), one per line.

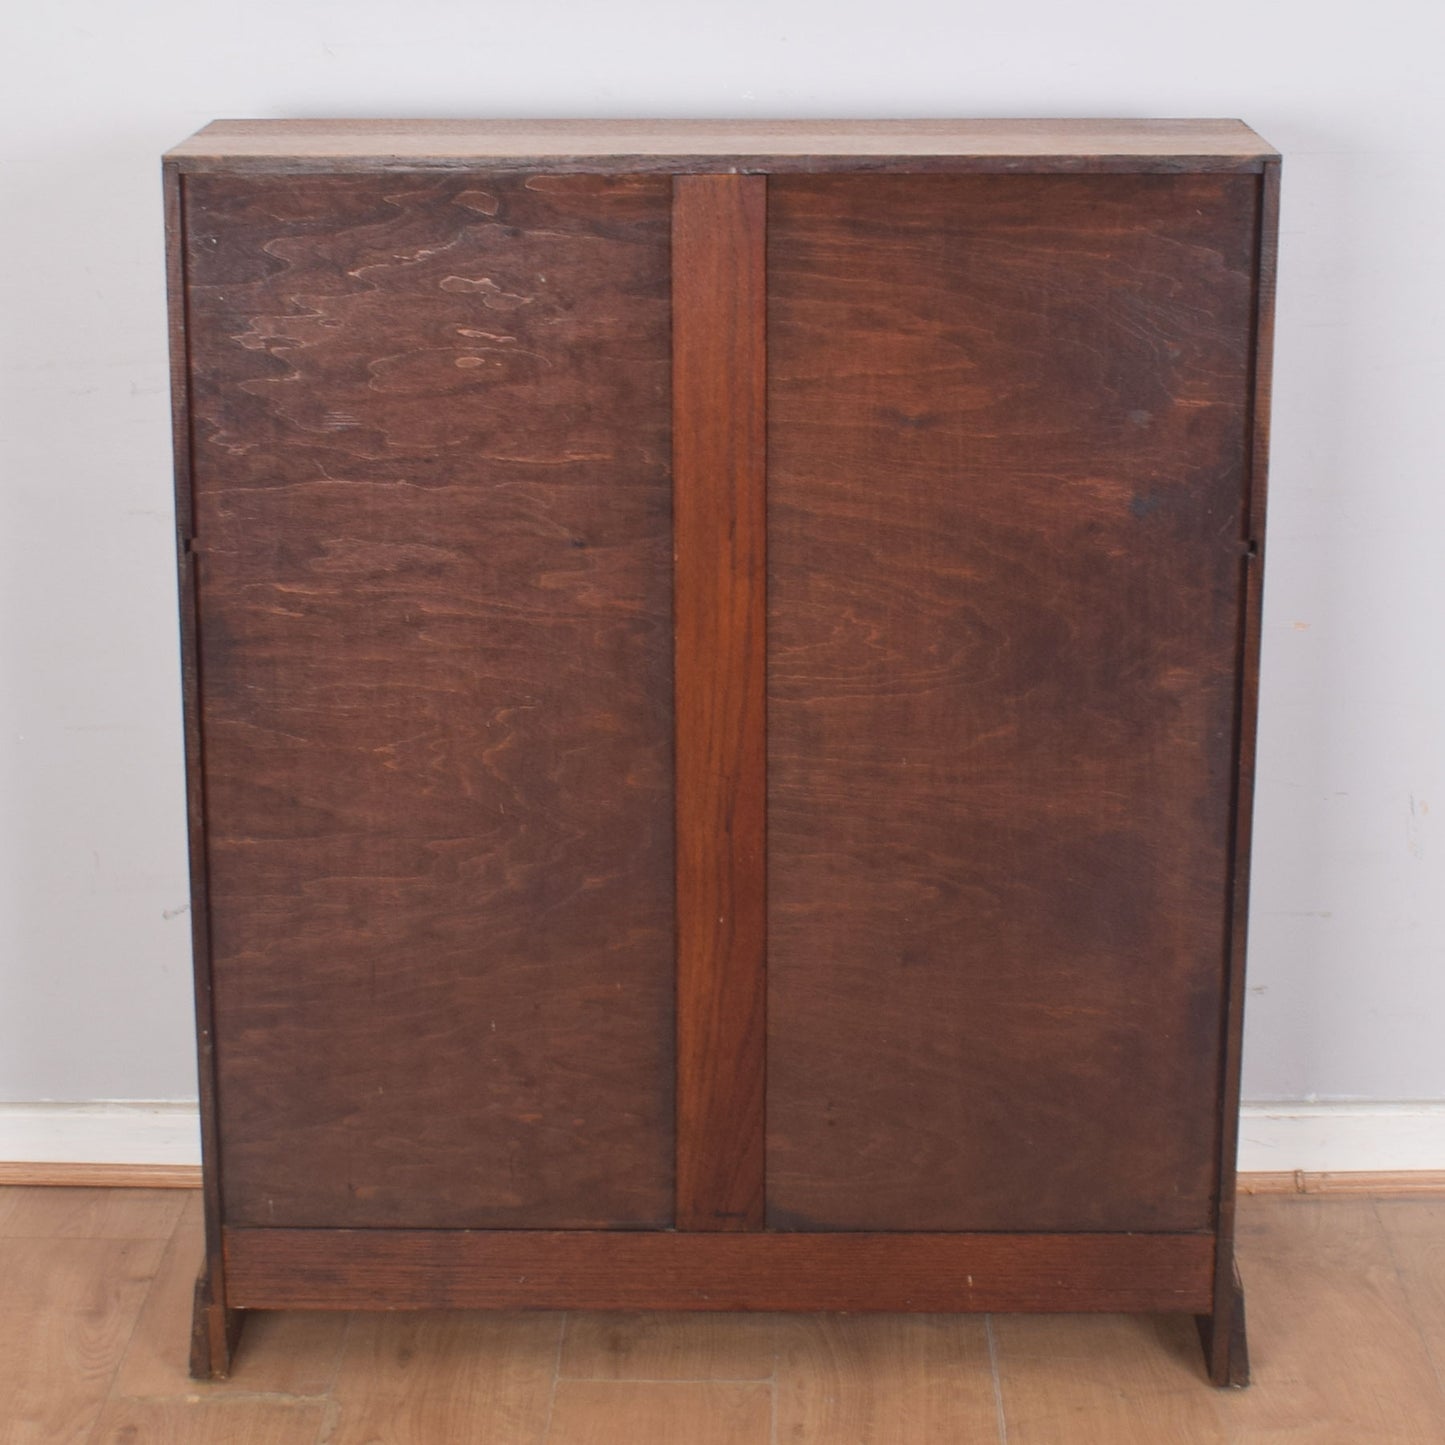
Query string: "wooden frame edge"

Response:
xmin=1201 ymin=153 xmax=1282 ymax=1387
xmin=168 ymin=155 xmax=1275 ymax=179
xmin=224 ymin=1226 xmax=1215 ymax=1313
xmin=1239 ymin=1169 xmax=1445 ymax=1197
xmin=164 ymin=160 xmax=230 ymax=1318
xmin=0 ymin=1162 xmax=203 ymax=1189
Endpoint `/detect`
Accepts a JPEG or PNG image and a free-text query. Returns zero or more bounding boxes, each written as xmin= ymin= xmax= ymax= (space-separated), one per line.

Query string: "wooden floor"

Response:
xmin=3 ymin=1188 xmax=1444 ymax=1443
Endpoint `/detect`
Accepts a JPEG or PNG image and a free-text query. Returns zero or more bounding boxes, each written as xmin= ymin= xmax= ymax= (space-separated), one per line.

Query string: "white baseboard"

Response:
xmin=1236 ymin=1102 xmax=1445 ymax=1174
xmin=0 ymin=1102 xmax=200 ymax=1166
xmin=2 ymin=1100 xmax=1442 ymax=1175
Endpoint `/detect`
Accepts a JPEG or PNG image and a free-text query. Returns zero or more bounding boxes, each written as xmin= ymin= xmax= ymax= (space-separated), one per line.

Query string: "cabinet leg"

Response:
xmin=189 ymin=1271 xmax=243 ymax=1381
xmin=1196 ymin=1260 xmax=1250 ymax=1387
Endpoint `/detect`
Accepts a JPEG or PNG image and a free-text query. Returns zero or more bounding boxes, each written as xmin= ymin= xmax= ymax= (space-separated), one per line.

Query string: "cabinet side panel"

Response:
xmin=184 ymin=172 xmax=674 ymax=1229
xmin=766 ymin=173 xmax=1258 ymax=1232
xmin=1204 ymin=157 xmax=1280 ymax=1379
xmin=165 ymin=164 xmax=228 ymax=1295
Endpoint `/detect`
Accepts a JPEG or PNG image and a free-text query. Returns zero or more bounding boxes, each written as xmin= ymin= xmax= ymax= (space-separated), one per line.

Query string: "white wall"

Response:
xmin=2 ymin=2 xmax=1443 ymax=1137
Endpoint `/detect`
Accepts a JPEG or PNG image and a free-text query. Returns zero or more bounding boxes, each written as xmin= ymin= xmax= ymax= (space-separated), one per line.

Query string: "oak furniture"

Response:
xmin=164 ymin=119 xmax=1279 ymax=1386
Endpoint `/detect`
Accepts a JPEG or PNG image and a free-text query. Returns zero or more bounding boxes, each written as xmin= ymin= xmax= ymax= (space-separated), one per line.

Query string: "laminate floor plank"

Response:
xmin=0 ymin=1236 xmax=163 ymax=1445
xmin=1223 ymin=1196 xmax=1445 ymax=1441
xmin=0 ymin=1186 xmax=186 ymax=1239
xmin=326 ymin=1311 xmax=563 ymax=1445
xmin=991 ymin=1311 xmax=1231 ymax=1443
xmin=112 ymin=1195 xmax=347 ymax=1398
xmin=85 ymin=1398 xmax=327 ymax=1444
xmin=544 ymin=1381 xmax=772 ymax=1445
xmin=993 ymin=1196 xmax=1445 ymax=1444
xmin=773 ymin=1314 xmax=1000 ymax=1445
xmin=1372 ymin=1198 xmax=1445 ymax=1395
xmin=559 ymin=1312 xmax=776 ymax=1381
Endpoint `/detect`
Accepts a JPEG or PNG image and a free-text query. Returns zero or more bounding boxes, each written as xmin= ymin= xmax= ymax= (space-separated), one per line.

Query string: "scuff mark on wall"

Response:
xmin=1407 ymin=794 xmax=1428 ymax=859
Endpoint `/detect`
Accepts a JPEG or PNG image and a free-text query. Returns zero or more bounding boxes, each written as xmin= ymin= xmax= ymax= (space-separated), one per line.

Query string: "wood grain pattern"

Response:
xmin=765 ymin=172 xmax=1259 ymax=1233
xmin=774 ymin=1314 xmax=1000 ymax=1445
xmin=326 ymin=1311 xmax=562 ymax=1445
xmin=21 ymin=1186 xmax=1445 ymax=1439
xmin=994 ymin=1196 xmax=1445 ymax=1434
xmin=672 ymin=175 xmax=768 ymax=1232
xmin=86 ymin=1398 xmax=328 ymax=1445
xmin=0 ymin=1164 xmax=203 ymax=1190
xmin=559 ymin=1311 xmax=775 ymax=1382
xmin=546 ymin=1381 xmax=772 ymax=1445
xmin=166 ymin=119 xmax=1278 ymax=173
xmin=0 ymin=1186 xmax=185 ymax=1239
xmin=165 ymin=127 xmax=1281 ymax=1371
xmin=0 ymin=1236 xmax=163 ymax=1443
xmin=183 ymin=170 xmax=675 ymax=1230
xmin=1240 ymin=1170 xmax=1445 ymax=1196
xmin=1221 ymin=1198 xmax=1445 ymax=1439
xmin=1377 ymin=1199 xmax=1445 ymax=1386
xmin=992 ymin=1311 xmax=1237 ymax=1441
xmin=222 ymin=1228 xmax=1215 ymax=1312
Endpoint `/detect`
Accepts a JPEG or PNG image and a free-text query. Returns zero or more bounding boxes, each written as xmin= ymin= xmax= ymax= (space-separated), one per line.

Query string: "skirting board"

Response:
xmin=0 ymin=1102 xmax=201 ymax=1170
xmin=1 ymin=1100 xmax=1443 ymax=1183
xmin=1236 ymin=1101 xmax=1445 ymax=1173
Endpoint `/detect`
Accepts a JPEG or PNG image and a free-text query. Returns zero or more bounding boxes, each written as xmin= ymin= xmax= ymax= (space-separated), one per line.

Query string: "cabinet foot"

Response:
xmin=1196 ymin=1261 xmax=1250 ymax=1387
xmin=189 ymin=1272 xmax=243 ymax=1381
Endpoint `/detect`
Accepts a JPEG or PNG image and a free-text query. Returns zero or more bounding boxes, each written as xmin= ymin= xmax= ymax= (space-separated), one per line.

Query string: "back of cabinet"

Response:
xmin=180 ymin=171 xmax=677 ymax=1229
xmin=765 ymin=172 xmax=1261 ymax=1232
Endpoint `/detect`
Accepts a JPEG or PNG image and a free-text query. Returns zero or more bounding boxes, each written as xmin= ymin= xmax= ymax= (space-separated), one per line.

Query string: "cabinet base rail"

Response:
xmin=196 ymin=1227 xmax=1245 ymax=1385
xmin=227 ymin=1225 xmax=1215 ymax=1311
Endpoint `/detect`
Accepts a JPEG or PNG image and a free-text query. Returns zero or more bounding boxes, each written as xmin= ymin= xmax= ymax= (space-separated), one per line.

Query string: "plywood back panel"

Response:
xmin=765 ymin=172 xmax=1260 ymax=1232
xmin=183 ymin=171 xmax=675 ymax=1228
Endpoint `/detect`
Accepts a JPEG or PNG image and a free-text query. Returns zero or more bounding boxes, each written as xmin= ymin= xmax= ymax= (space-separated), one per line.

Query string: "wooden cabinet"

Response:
xmin=165 ymin=119 xmax=1278 ymax=1386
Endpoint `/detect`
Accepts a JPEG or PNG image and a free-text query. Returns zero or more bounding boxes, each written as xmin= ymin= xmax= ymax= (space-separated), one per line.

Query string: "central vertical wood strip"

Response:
xmin=672 ymin=174 xmax=768 ymax=1231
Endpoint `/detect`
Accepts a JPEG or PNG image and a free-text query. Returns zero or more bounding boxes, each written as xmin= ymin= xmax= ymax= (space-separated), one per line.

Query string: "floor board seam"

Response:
xmin=538 ymin=1310 xmax=568 ymax=1444
xmin=313 ymin=1394 xmax=342 ymax=1445
xmin=1369 ymin=1196 xmax=1445 ymax=1417
xmin=83 ymin=1234 xmax=177 ymax=1445
xmin=985 ymin=1314 xmax=1009 ymax=1445
xmin=768 ymin=1321 xmax=779 ymax=1445
xmin=554 ymin=1375 xmax=777 ymax=1384
xmin=311 ymin=1308 xmax=354 ymax=1443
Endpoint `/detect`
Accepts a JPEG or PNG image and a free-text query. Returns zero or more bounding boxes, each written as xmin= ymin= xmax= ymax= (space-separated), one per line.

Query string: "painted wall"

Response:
xmin=2 ymin=1 xmax=1441 ymax=1123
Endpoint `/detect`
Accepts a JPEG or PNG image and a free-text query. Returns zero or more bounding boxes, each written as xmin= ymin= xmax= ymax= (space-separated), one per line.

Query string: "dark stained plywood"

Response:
xmin=672 ymin=175 xmax=768 ymax=1231
xmin=765 ymin=173 xmax=1259 ymax=1233
xmin=183 ymin=171 xmax=675 ymax=1229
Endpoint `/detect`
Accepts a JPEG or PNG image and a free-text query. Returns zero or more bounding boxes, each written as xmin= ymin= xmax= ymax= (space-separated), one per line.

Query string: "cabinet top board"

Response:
xmin=165 ymin=118 xmax=1277 ymax=174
